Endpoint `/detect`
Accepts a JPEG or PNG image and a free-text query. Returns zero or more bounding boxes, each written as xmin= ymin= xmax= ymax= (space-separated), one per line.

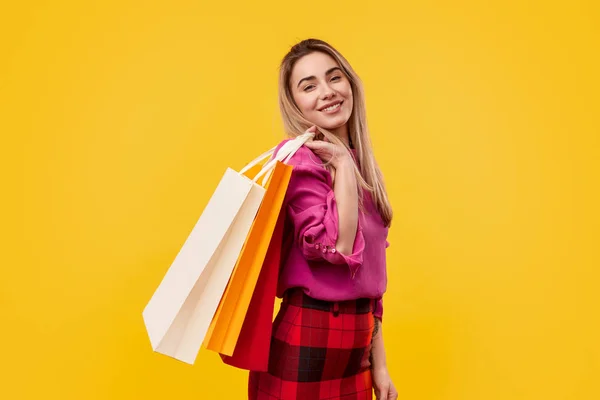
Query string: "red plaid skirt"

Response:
xmin=248 ymin=289 xmax=375 ymax=400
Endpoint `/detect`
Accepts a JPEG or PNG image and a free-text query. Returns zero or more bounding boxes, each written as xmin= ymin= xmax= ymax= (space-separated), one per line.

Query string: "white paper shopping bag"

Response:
xmin=142 ymin=168 xmax=265 ymax=364
xmin=142 ymin=132 xmax=314 ymax=365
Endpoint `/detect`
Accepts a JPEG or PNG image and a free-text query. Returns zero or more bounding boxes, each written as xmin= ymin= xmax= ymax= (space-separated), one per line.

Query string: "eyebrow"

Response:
xmin=296 ymin=67 xmax=343 ymax=88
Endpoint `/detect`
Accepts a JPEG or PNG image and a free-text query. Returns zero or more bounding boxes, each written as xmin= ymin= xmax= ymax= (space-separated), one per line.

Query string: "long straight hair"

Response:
xmin=278 ymin=38 xmax=393 ymax=227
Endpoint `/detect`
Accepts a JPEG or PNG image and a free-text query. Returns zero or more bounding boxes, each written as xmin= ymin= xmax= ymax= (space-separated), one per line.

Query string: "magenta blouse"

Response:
xmin=273 ymin=139 xmax=390 ymax=320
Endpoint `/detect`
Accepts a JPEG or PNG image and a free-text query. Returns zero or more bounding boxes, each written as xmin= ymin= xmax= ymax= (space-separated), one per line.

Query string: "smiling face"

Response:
xmin=289 ymin=51 xmax=354 ymax=137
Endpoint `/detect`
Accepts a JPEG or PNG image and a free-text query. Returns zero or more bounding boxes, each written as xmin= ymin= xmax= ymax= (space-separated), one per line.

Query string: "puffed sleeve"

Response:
xmin=282 ymin=146 xmax=365 ymax=278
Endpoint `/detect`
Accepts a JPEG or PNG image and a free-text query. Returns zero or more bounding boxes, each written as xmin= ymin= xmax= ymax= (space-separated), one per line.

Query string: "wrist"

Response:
xmin=333 ymin=152 xmax=352 ymax=169
xmin=371 ymin=355 xmax=388 ymax=370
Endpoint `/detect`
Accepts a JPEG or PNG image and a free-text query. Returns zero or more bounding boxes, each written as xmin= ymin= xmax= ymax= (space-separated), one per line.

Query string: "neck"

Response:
xmin=332 ymin=123 xmax=351 ymax=148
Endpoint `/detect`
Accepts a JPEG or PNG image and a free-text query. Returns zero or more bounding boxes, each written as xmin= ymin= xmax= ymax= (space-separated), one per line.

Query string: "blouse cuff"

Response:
xmin=374 ymin=297 xmax=383 ymax=321
xmin=301 ymin=190 xmax=365 ymax=278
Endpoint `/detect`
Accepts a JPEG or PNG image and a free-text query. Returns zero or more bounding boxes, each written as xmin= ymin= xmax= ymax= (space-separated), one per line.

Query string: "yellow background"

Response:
xmin=2 ymin=1 xmax=599 ymax=399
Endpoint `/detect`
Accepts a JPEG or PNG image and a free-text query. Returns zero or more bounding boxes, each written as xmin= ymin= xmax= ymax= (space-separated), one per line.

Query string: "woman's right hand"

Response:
xmin=303 ymin=126 xmax=351 ymax=169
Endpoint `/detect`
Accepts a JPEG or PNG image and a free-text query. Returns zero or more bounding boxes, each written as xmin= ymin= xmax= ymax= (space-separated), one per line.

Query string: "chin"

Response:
xmin=315 ymin=114 xmax=348 ymax=128
xmin=320 ymin=120 xmax=349 ymax=131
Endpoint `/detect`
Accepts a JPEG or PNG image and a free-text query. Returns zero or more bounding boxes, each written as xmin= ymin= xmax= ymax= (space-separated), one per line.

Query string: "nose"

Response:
xmin=320 ymin=83 xmax=335 ymax=100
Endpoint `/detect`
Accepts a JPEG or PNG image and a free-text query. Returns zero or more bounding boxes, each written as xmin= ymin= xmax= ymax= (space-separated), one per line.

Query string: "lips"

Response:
xmin=318 ymin=100 xmax=343 ymax=112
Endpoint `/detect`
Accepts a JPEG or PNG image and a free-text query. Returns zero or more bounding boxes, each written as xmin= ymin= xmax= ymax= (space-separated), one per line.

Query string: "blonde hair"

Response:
xmin=278 ymin=38 xmax=393 ymax=227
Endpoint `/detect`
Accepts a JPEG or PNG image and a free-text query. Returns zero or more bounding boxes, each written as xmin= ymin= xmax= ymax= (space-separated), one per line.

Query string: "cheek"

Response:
xmin=344 ymin=87 xmax=354 ymax=110
xmin=294 ymin=94 xmax=317 ymax=114
xmin=343 ymin=83 xmax=353 ymax=100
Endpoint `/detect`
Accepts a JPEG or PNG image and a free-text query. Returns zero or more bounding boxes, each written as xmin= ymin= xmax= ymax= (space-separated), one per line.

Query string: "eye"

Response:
xmin=331 ymin=75 xmax=342 ymax=82
xmin=303 ymin=84 xmax=315 ymax=92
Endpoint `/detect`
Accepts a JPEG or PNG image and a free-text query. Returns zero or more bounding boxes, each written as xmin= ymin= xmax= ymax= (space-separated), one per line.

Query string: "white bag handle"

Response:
xmin=239 ymin=146 xmax=277 ymax=175
xmin=253 ymin=132 xmax=314 ymax=185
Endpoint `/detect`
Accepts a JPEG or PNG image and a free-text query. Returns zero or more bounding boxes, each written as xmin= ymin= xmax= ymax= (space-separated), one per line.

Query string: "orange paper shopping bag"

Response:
xmin=203 ymin=160 xmax=292 ymax=355
xmin=203 ymin=133 xmax=311 ymax=358
xmin=220 ymin=211 xmax=285 ymax=371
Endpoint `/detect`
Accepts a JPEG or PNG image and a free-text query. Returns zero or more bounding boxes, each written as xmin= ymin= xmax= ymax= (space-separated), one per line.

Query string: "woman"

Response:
xmin=248 ymin=38 xmax=397 ymax=400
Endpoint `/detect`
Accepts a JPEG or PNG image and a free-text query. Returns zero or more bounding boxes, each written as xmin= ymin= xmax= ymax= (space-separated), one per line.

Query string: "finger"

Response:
xmin=392 ymin=384 xmax=399 ymax=399
xmin=378 ymin=386 xmax=389 ymax=400
xmin=305 ymin=125 xmax=318 ymax=136
xmin=304 ymin=140 xmax=325 ymax=149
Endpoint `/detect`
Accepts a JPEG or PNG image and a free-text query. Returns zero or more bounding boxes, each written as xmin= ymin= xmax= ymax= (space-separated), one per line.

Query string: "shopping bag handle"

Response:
xmin=253 ymin=132 xmax=314 ymax=185
xmin=239 ymin=146 xmax=277 ymax=176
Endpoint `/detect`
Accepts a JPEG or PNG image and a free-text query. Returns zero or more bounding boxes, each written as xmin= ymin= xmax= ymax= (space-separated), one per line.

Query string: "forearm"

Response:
xmin=371 ymin=317 xmax=388 ymax=369
xmin=332 ymin=158 xmax=359 ymax=255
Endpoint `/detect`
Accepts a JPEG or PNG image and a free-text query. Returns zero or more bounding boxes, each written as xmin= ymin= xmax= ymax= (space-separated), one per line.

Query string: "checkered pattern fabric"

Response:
xmin=248 ymin=290 xmax=375 ymax=400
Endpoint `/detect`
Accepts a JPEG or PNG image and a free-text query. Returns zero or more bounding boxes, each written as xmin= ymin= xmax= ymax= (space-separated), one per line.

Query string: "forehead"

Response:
xmin=290 ymin=52 xmax=340 ymax=82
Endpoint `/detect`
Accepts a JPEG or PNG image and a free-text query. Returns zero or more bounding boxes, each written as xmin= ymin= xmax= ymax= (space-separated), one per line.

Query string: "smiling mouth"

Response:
xmin=320 ymin=101 xmax=343 ymax=112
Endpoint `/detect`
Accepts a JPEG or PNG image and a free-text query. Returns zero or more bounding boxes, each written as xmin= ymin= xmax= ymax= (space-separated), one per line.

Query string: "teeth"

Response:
xmin=323 ymin=103 xmax=341 ymax=112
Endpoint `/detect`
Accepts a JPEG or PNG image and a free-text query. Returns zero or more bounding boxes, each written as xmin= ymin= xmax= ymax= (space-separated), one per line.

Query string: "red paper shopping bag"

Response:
xmin=219 ymin=212 xmax=285 ymax=371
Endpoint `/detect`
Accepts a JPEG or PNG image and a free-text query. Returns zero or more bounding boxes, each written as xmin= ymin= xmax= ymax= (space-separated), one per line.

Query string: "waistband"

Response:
xmin=282 ymin=288 xmax=376 ymax=316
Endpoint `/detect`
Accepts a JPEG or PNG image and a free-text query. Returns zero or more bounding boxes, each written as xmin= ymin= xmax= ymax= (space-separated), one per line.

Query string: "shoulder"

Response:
xmin=272 ymin=139 xmax=331 ymax=187
xmin=273 ymin=139 xmax=324 ymax=170
xmin=273 ymin=138 xmax=292 ymax=157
